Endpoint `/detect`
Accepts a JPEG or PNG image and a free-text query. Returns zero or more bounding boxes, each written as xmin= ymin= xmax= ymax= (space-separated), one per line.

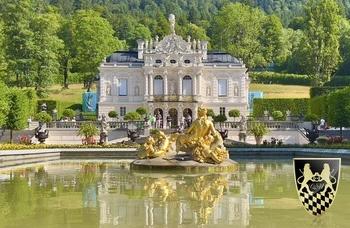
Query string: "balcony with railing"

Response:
xmin=214 ymin=120 xmax=303 ymax=131
xmin=151 ymin=95 xmax=195 ymax=102
xmin=46 ymin=120 xmax=146 ymax=130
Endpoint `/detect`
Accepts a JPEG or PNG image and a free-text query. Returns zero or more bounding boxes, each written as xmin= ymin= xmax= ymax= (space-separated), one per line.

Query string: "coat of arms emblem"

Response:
xmin=293 ymin=158 xmax=341 ymax=216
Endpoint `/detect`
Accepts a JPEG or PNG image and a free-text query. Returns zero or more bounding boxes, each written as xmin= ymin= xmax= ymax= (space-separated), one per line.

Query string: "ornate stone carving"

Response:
xmin=137 ymin=107 xmax=229 ymax=164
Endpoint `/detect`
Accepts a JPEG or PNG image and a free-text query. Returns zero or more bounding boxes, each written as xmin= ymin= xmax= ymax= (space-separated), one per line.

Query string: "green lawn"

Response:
xmin=250 ymin=83 xmax=310 ymax=98
xmin=45 ymin=84 xmax=95 ymax=113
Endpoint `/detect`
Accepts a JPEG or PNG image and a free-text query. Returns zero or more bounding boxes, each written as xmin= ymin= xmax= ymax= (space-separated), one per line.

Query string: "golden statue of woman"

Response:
xmin=176 ymin=107 xmax=228 ymax=163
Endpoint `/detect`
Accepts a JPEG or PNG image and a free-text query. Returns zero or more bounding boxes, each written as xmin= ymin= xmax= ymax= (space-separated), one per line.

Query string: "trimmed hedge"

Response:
xmin=249 ymin=72 xmax=350 ymax=88
xmin=37 ymin=100 xmax=60 ymax=117
xmin=310 ymin=86 xmax=343 ymax=98
xmin=324 ymin=76 xmax=350 ymax=86
xmin=310 ymin=95 xmax=328 ymax=119
xmin=253 ymin=98 xmax=310 ymax=118
xmin=250 ymin=72 xmax=310 ymax=86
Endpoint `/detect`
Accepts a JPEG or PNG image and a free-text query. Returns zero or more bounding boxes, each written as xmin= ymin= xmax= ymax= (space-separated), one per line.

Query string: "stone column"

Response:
xmin=178 ymin=103 xmax=183 ymax=127
xmin=192 ymin=73 xmax=197 ymax=100
xmin=144 ymin=72 xmax=149 ymax=96
xmin=137 ymin=39 xmax=144 ymax=60
xmin=197 ymin=71 xmax=202 ymax=99
xmin=178 ymin=71 xmax=183 ymax=101
xmin=164 ymin=70 xmax=168 ymax=101
xmin=193 ymin=104 xmax=198 ymax=120
xmin=163 ymin=103 xmax=168 ymax=129
xmin=149 ymin=73 xmax=153 ymax=101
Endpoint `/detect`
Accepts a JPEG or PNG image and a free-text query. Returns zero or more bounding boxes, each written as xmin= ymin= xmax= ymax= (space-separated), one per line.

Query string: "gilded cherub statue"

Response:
xmin=137 ymin=130 xmax=172 ymax=159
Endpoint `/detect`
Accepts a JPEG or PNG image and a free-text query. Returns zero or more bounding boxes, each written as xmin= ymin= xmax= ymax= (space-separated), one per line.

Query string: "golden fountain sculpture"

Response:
xmin=137 ymin=106 xmax=229 ymax=164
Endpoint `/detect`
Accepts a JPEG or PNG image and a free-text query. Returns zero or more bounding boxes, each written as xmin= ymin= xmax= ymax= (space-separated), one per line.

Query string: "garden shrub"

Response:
xmin=310 ymin=86 xmax=343 ymax=98
xmin=250 ymin=72 xmax=310 ymax=86
xmin=253 ymin=98 xmax=310 ymax=118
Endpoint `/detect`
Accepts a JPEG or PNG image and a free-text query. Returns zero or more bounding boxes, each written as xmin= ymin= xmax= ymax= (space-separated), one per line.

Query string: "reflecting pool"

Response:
xmin=0 ymin=159 xmax=349 ymax=227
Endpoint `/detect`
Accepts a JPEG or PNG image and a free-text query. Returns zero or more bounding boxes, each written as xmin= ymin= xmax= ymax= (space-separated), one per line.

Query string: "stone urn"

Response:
xmin=35 ymin=128 xmax=49 ymax=143
xmin=127 ymin=129 xmax=140 ymax=142
xmin=305 ymin=129 xmax=319 ymax=143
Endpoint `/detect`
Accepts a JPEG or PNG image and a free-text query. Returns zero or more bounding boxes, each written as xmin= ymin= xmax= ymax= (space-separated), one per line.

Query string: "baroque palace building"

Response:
xmin=97 ymin=14 xmax=249 ymax=128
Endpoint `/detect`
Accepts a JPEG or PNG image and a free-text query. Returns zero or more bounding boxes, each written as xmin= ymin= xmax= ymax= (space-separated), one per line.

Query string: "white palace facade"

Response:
xmin=97 ymin=15 xmax=249 ymax=128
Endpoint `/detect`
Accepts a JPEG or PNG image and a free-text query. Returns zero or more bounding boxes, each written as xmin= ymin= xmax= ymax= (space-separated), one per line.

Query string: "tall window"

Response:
xmin=220 ymin=107 xmax=226 ymax=116
xmin=218 ymin=79 xmax=227 ymax=97
xmin=120 ymin=107 xmax=126 ymax=116
xmin=153 ymin=75 xmax=164 ymax=95
xmin=118 ymin=79 xmax=128 ymax=96
xmin=182 ymin=75 xmax=192 ymax=95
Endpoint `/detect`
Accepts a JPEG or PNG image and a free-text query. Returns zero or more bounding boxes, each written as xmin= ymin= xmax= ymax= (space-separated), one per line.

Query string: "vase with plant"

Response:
xmin=77 ymin=122 xmax=100 ymax=144
xmin=248 ymin=123 xmax=269 ymax=145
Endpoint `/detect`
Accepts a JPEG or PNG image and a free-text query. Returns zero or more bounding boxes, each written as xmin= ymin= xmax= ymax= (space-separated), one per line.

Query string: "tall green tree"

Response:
xmin=1 ymin=0 xmax=35 ymax=88
xmin=183 ymin=23 xmax=210 ymax=42
xmin=337 ymin=18 xmax=350 ymax=75
xmin=30 ymin=8 xmax=64 ymax=90
xmin=5 ymin=88 xmax=30 ymax=143
xmin=327 ymin=87 xmax=350 ymax=137
xmin=71 ymin=10 xmax=124 ymax=91
xmin=0 ymin=82 xmax=10 ymax=126
xmin=57 ymin=18 xmax=74 ymax=88
xmin=301 ymin=0 xmax=341 ymax=86
xmin=275 ymin=28 xmax=304 ymax=73
xmin=0 ymin=20 xmax=7 ymax=81
xmin=260 ymin=14 xmax=284 ymax=66
xmin=212 ymin=3 xmax=279 ymax=68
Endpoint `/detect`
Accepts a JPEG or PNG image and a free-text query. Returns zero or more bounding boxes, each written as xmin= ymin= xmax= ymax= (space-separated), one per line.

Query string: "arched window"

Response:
xmin=153 ymin=75 xmax=164 ymax=95
xmin=182 ymin=75 xmax=192 ymax=95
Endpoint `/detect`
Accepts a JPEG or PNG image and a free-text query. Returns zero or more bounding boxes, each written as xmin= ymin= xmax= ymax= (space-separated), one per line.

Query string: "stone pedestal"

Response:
xmin=143 ymin=124 xmax=150 ymax=137
xmin=131 ymin=151 xmax=238 ymax=172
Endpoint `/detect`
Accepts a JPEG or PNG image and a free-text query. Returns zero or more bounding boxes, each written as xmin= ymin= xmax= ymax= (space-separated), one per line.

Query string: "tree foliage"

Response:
xmin=0 ymin=82 xmax=10 ymax=125
xmin=5 ymin=88 xmax=30 ymax=142
xmin=212 ymin=3 xmax=283 ymax=68
xmin=108 ymin=110 xmax=118 ymax=118
xmin=228 ymin=109 xmax=240 ymax=121
xmin=327 ymin=87 xmax=350 ymax=137
xmin=1 ymin=0 xmax=36 ymax=88
xmin=0 ymin=0 xmax=350 ymax=89
xmin=136 ymin=107 xmax=148 ymax=116
xmin=301 ymin=0 xmax=341 ymax=86
xmin=62 ymin=108 xmax=76 ymax=119
xmin=123 ymin=111 xmax=142 ymax=121
xmin=71 ymin=10 xmax=124 ymax=91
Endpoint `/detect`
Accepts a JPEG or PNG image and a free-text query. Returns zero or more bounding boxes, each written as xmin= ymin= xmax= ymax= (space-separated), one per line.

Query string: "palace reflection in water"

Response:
xmin=0 ymin=160 xmax=349 ymax=227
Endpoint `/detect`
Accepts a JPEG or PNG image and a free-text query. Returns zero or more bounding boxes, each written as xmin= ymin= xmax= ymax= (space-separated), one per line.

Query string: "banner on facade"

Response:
xmin=82 ymin=92 xmax=97 ymax=113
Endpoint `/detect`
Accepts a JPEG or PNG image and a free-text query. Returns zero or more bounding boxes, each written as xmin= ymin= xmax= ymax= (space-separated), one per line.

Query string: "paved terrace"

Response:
xmin=1 ymin=120 xmax=350 ymax=167
xmin=3 ymin=119 xmax=349 ymax=144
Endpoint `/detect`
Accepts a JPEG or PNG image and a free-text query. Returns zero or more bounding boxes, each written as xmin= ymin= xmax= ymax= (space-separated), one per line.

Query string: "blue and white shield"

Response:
xmin=293 ymin=158 xmax=341 ymax=216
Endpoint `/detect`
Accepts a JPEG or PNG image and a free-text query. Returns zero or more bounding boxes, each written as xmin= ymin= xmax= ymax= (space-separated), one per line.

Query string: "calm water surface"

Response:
xmin=0 ymin=159 xmax=349 ymax=228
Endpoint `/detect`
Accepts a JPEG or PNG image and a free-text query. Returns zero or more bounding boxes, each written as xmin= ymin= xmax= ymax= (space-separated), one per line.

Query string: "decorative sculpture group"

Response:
xmin=137 ymin=107 xmax=229 ymax=164
xmin=35 ymin=124 xmax=49 ymax=143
